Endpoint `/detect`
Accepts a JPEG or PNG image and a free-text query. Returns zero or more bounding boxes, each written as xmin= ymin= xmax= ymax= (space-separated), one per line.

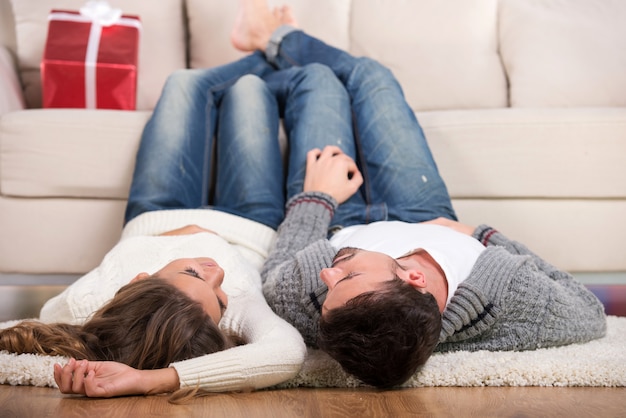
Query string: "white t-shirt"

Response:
xmin=329 ymin=221 xmax=485 ymax=306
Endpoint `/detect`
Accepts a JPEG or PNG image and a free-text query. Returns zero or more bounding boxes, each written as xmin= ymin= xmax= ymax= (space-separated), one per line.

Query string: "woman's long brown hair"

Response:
xmin=0 ymin=278 xmax=230 ymax=370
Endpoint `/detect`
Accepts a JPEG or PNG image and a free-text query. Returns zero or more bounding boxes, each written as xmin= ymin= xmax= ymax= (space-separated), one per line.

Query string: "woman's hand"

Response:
xmin=422 ymin=217 xmax=476 ymax=236
xmin=303 ymin=146 xmax=363 ymax=204
xmin=159 ymin=224 xmax=217 ymax=236
xmin=54 ymin=358 xmax=180 ymax=398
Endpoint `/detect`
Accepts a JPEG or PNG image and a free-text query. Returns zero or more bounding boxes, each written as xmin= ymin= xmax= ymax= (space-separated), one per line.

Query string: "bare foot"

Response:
xmin=272 ymin=6 xmax=282 ymax=23
xmin=231 ymin=0 xmax=279 ymax=52
xmin=274 ymin=5 xmax=299 ymax=27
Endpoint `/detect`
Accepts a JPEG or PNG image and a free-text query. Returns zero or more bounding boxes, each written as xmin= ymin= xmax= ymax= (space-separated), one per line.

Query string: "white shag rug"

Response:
xmin=2 ymin=316 xmax=625 ymax=389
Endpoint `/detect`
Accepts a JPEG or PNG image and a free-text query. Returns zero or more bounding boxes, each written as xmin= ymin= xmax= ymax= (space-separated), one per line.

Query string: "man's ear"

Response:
xmin=131 ymin=272 xmax=150 ymax=283
xmin=403 ymin=269 xmax=427 ymax=291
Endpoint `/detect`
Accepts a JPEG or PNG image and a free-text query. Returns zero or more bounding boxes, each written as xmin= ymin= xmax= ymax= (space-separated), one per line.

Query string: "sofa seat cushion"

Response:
xmin=9 ymin=0 xmax=187 ymax=110
xmin=3 ymin=107 xmax=625 ymax=202
xmin=0 ymin=109 xmax=149 ymax=199
xmin=418 ymin=107 xmax=626 ymax=198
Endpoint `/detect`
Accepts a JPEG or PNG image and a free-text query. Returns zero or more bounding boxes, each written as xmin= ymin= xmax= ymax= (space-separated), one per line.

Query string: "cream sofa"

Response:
xmin=1 ymin=0 xmax=625 ymax=279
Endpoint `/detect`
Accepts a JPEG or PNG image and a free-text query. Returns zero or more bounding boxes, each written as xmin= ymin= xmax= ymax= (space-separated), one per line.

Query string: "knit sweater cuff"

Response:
xmin=171 ymin=356 xmax=246 ymax=392
xmin=285 ymin=191 xmax=337 ymax=219
xmin=473 ymin=224 xmax=501 ymax=247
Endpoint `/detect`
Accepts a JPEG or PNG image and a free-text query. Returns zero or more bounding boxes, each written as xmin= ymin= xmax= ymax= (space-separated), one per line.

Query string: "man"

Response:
xmin=232 ymin=0 xmax=608 ymax=388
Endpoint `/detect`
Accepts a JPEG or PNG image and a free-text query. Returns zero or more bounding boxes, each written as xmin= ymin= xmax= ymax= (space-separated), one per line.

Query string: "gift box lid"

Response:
xmin=44 ymin=9 xmax=141 ymax=65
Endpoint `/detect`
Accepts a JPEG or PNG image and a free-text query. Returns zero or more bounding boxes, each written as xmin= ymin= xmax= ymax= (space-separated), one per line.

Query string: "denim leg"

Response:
xmin=272 ymin=31 xmax=457 ymax=223
xmin=263 ymin=64 xmax=367 ymax=228
xmin=341 ymin=58 xmax=457 ymax=222
xmin=213 ymin=75 xmax=285 ymax=230
xmin=125 ymin=52 xmax=274 ymax=224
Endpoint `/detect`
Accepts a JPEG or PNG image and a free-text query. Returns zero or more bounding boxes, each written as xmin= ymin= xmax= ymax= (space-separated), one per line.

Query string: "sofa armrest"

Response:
xmin=0 ymin=46 xmax=24 ymax=115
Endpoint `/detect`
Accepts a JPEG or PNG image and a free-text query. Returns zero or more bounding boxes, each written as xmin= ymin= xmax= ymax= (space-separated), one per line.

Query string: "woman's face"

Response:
xmin=150 ymin=257 xmax=228 ymax=324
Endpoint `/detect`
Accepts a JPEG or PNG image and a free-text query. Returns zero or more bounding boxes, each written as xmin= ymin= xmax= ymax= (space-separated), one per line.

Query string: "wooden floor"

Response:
xmin=1 ymin=385 xmax=625 ymax=418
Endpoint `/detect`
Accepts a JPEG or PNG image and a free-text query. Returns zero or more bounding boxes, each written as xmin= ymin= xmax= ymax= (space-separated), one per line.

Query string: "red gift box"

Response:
xmin=41 ymin=7 xmax=141 ymax=110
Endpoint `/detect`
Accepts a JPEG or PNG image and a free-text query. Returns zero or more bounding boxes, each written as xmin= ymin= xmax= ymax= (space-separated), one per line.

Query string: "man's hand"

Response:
xmin=54 ymin=358 xmax=180 ymax=398
xmin=303 ymin=146 xmax=363 ymax=204
xmin=423 ymin=217 xmax=476 ymax=236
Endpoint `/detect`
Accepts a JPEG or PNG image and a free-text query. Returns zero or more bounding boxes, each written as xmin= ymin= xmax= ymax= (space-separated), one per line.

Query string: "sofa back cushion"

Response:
xmin=187 ymin=0 xmax=507 ymax=111
xmin=350 ymin=0 xmax=507 ymax=111
xmin=0 ymin=0 xmax=16 ymax=53
xmin=500 ymin=0 xmax=626 ymax=107
xmin=9 ymin=0 xmax=187 ymax=110
xmin=186 ymin=0 xmax=352 ymax=70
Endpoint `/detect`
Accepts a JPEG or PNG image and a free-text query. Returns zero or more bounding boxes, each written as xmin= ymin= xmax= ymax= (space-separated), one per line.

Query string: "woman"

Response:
xmin=0 ymin=24 xmax=360 ymax=396
xmin=6 ymin=0 xmax=419 ymax=396
xmin=1 ymin=0 xmax=379 ymax=392
xmin=0 ymin=69 xmax=313 ymax=395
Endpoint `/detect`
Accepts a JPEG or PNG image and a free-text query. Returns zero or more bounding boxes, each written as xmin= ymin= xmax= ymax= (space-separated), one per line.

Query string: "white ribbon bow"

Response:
xmin=80 ymin=0 xmax=122 ymax=27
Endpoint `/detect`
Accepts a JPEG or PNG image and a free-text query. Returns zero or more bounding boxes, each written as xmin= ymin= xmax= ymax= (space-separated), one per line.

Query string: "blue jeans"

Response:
xmin=211 ymin=74 xmax=284 ymax=228
xmin=125 ymin=52 xmax=275 ymax=224
xmin=126 ymin=31 xmax=456 ymax=230
xmin=272 ymin=30 xmax=457 ymax=226
xmin=263 ymin=64 xmax=357 ymax=227
xmin=125 ymin=55 xmax=355 ymax=229
xmin=217 ymin=66 xmax=356 ymax=229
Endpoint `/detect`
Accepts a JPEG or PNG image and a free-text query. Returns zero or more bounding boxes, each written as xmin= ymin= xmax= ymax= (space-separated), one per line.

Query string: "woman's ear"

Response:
xmin=131 ymin=272 xmax=150 ymax=283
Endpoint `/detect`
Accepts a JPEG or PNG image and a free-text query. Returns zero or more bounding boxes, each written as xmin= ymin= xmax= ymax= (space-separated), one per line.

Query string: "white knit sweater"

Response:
xmin=39 ymin=209 xmax=307 ymax=392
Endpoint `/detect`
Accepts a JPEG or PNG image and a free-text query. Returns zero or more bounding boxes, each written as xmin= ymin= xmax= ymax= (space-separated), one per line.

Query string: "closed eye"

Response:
xmin=332 ymin=247 xmax=359 ymax=267
xmin=336 ymin=271 xmax=360 ymax=286
xmin=183 ymin=267 xmax=203 ymax=280
xmin=217 ymin=297 xmax=227 ymax=315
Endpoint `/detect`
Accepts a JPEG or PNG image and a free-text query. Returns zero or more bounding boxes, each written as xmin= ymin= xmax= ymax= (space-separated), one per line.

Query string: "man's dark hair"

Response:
xmin=317 ymin=277 xmax=441 ymax=388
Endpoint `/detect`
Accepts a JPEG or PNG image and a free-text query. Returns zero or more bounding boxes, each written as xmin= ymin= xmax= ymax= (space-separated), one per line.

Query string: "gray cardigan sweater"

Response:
xmin=261 ymin=192 xmax=607 ymax=351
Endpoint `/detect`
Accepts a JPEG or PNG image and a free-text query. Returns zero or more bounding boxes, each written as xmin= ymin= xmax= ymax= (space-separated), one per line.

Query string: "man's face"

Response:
xmin=319 ymin=247 xmax=423 ymax=314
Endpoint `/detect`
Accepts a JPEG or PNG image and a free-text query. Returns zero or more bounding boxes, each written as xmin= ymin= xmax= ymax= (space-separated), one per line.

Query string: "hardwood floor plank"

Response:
xmin=1 ymin=385 xmax=625 ymax=418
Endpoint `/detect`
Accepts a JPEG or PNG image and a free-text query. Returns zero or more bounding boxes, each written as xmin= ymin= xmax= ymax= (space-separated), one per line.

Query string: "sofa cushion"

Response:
xmin=9 ymin=0 xmax=186 ymax=110
xmin=4 ymin=107 xmax=624 ymax=202
xmin=500 ymin=0 xmax=626 ymax=107
xmin=454 ymin=199 xmax=626 ymax=272
xmin=0 ymin=47 xmax=24 ymax=115
xmin=186 ymin=0 xmax=351 ymax=70
xmin=418 ymin=107 xmax=626 ymax=198
xmin=350 ymin=0 xmax=507 ymax=111
xmin=0 ymin=0 xmax=16 ymax=53
xmin=0 ymin=196 xmax=126 ymax=274
xmin=0 ymin=109 xmax=149 ymax=199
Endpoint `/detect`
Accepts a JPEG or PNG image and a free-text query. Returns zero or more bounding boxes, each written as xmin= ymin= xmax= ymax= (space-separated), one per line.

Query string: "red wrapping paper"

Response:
xmin=41 ymin=9 xmax=141 ymax=110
